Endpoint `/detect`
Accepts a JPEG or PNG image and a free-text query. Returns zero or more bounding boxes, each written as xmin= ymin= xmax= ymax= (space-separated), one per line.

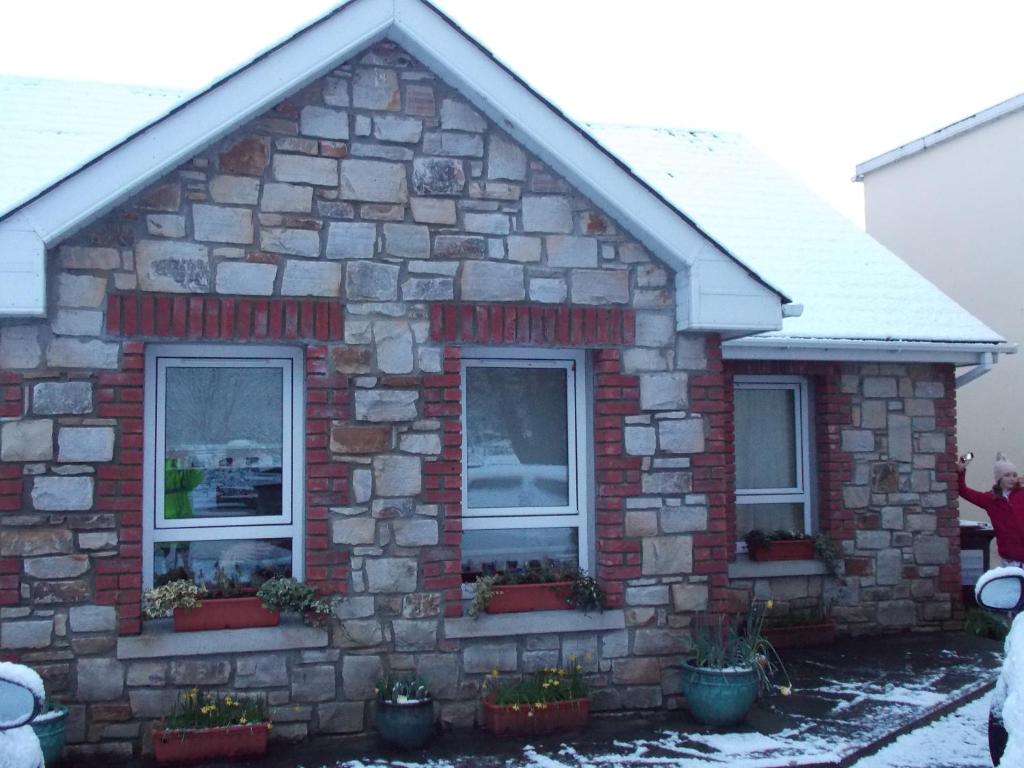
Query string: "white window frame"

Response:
xmin=142 ymin=344 xmax=304 ymax=588
xmin=460 ymin=347 xmax=591 ymax=572
xmin=733 ymin=375 xmax=813 ymax=545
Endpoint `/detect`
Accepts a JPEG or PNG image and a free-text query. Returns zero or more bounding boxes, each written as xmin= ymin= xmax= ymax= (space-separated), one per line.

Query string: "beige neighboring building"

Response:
xmin=857 ymin=95 xmax=1024 ymax=528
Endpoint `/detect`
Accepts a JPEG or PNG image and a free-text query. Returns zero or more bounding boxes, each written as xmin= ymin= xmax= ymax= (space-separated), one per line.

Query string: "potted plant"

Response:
xmin=763 ymin=598 xmax=837 ymax=650
xmin=681 ymin=601 xmax=792 ymax=726
xmin=482 ymin=659 xmax=590 ymax=735
xmin=373 ymin=675 xmax=434 ymax=749
xmin=743 ymin=529 xmax=816 ymax=561
xmin=469 ymin=563 xmax=605 ymax=617
xmin=152 ymin=690 xmax=270 ymax=765
xmin=256 ymin=577 xmax=333 ymax=626
xmin=143 ymin=578 xmax=280 ymax=632
xmin=30 ymin=699 xmax=68 ymax=766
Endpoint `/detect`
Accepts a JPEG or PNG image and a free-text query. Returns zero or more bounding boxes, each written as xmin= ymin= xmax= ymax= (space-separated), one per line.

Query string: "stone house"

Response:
xmin=0 ymin=0 xmax=1011 ymax=759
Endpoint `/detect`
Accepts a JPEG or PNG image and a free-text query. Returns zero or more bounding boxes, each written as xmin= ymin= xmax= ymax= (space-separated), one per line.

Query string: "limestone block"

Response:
xmin=383 ymin=223 xmax=430 ymax=259
xmin=260 ymin=227 xmax=321 ymax=258
xmin=136 ymin=240 xmax=210 ymax=293
xmin=193 ymin=204 xmax=254 ymax=244
xmin=332 ymin=517 xmax=376 ymax=545
xmin=460 ymin=261 xmax=524 ymax=301
xmin=642 ymin=471 xmax=691 ymax=495
xmin=342 ymin=655 xmax=383 ymax=699
xmin=280 ymin=260 xmax=342 ymax=297
xmin=300 ymin=106 xmax=349 ymax=140
xmin=435 ymin=235 xmax=485 ymax=259
xmin=373 ymin=320 xmax=414 ymax=374
xmin=410 ymin=198 xmax=456 ymax=224
xmin=402 ymin=277 xmax=454 ymax=301
xmin=1 ymin=528 xmax=72 ymax=556
xmin=59 ymin=246 xmax=120 ymax=270
xmin=398 ymin=433 xmax=441 ymax=455
xmin=661 ymin=507 xmax=707 ymax=533
xmin=913 ymin=535 xmax=950 ymax=565
xmin=77 ymin=658 xmax=124 ymax=701
xmin=843 ymin=484 xmax=870 ymax=508
xmin=291 ymin=664 xmax=336 ymax=702
xmin=877 ymin=599 xmax=916 ymax=627
xmin=215 ymin=262 xmax=277 ymax=296
xmin=354 ymin=390 xmax=419 ymax=422
xmin=463 ymin=212 xmax=509 ymax=235
xmin=571 ymin=269 xmax=628 ymax=304
xmin=78 ymin=532 xmax=118 ymax=550
xmin=373 ymin=454 xmax=422 ymax=496
xmin=69 ymin=605 xmax=116 ymax=633
xmin=234 ymin=655 xmax=288 ymax=688
xmin=374 ymin=115 xmax=423 ymax=143
xmin=24 ymin=554 xmax=89 ymax=578
xmin=334 ymin=595 xmax=375 ymax=619
xmin=0 ymin=324 xmax=42 ymax=368
xmin=422 ymin=131 xmax=483 ymax=156
xmin=317 ymin=701 xmax=365 ymax=733
xmin=841 ymin=429 xmax=875 ymax=452
xmin=529 ymin=277 xmax=567 ymax=303
xmin=1 ymin=419 xmax=53 ymax=461
xmin=353 ymin=469 xmax=372 ymax=503
xmin=411 ymin=158 xmax=465 ymax=196
xmin=57 ymin=274 xmax=107 ymax=308
xmin=58 ymin=427 xmax=115 ymax=462
xmin=340 ymin=159 xmax=408 ymax=203
xmin=440 ymin=98 xmax=487 ymax=132
xmin=522 ymin=196 xmax=572 ymax=233
xmin=365 ymin=557 xmax=418 ymax=592
xmin=52 ymin=309 xmax=104 ymax=337
xmin=635 ymin=311 xmax=675 ymax=347
xmin=487 ymin=135 xmax=526 ymax=180
xmin=261 ymin=183 xmax=313 ymax=213
xmin=633 ymin=628 xmax=689 ymax=656
xmin=31 ymin=476 xmax=93 ymax=511
xmin=333 ymin=619 xmax=383 ymax=648
xmin=1 ymin=619 xmax=53 ymax=649
xmin=170 ymin=659 xmax=231 ymax=686
xmin=863 ymin=377 xmax=898 ymax=398
xmin=327 ymin=222 xmax=377 ymax=260
xmin=402 ymin=593 xmax=440 ymax=619
xmin=46 ymin=339 xmax=119 ymax=369
xmin=209 ymin=175 xmax=260 ymax=205
xmin=463 ymin=643 xmax=517 ymax=673
xmin=323 ymin=77 xmax=349 ymax=107
xmin=353 ymin=67 xmax=400 ymax=110
xmin=625 ymin=585 xmax=670 ymax=606
xmin=611 ymin=658 xmax=661 ymax=685
xmin=331 ymin=424 xmax=389 ymax=453
xmin=876 ymin=548 xmax=903 ymax=586
xmin=346 ymin=261 xmax=399 ymax=301
xmin=915 ymin=381 xmax=945 ymax=398
xmin=508 ymin=236 xmax=542 ymax=263
xmin=273 ymin=155 xmax=339 ymax=186
xmin=393 ymin=519 xmax=438 ymax=547
xmin=218 ymin=137 xmax=269 ymax=176
xmin=642 ymin=535 xmax=693 ymax=575
xmin=32 ymin=383 xmax=91 ymax=417
xmin=624 ymin=426 xmax=656 ymax=456
xmin=415 ymin=655 xmax=459 ymax=699
xmin=640 ymin=373 xmax=688 ymax=410
xmin=393 ymin=620 xmax=436 ymax=651
xmin=658 ymin=419 xmax=704 ymax=453
xmin=671 ymin=583 xmax=709 ymax=612
xmin=855 ymin=530 xmax=891 ymax=549
xmin=625 ymin=510 xmax=658 ymax=537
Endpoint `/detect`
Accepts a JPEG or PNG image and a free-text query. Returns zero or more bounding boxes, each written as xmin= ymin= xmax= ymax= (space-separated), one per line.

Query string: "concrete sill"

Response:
xmin=728 ymin=556 xmax=828 ymax=579
xmin=117 ymin=617 xmax=328 ymax=660
xmin=445 ymin=608 xmax=626 ymax=639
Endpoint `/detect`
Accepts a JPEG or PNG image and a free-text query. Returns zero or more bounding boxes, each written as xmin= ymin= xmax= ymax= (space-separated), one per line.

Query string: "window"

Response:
xmin=143 ymin=345 xmax=304 ymax=589
xmin=733 ymin=376 xmax=813 ymax=542
xmin=460 ymin=348 xmax=590 ymax=577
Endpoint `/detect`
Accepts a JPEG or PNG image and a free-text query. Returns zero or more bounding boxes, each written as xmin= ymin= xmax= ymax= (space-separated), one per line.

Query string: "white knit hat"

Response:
xmin=994 ymin=452 xmax=1018 ymax=481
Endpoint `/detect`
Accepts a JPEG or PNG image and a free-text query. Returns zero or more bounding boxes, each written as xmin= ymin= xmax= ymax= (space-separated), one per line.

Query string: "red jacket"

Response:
xmin=958 ymin=471 xmax=1024 ymax=562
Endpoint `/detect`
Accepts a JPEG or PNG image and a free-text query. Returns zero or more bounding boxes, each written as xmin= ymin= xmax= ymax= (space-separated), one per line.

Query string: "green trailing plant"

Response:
xmin=162 ymin=689 xmax=269 ymax=730
xmin=256 ymin=577 xmax=332 ymax=626
xmin=142 ymin=580 xmax=206 ymax=619
xmin=743 ymin=529 xmax=811 ymax=550
xmin=467 ymin=563 xmax=605 ymax=617
xmin=375 ymin=674 xmax=431 ymax=703
xmin=814 ymin=533 xmax=842 ymax=576
xmin=484 ymin=658 xmax=589 ymax=707
xmin=689 ymin=601 xmax=793 ymax=695
xmin=965 ymin=606 xmax=1010 ymax=642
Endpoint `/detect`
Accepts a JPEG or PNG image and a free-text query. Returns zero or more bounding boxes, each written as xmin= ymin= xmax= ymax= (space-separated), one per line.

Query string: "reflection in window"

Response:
xmin=153 ymin=539 xmax=292 ymax=589
xmin=461 ymin=528 xmax=578 ymax=578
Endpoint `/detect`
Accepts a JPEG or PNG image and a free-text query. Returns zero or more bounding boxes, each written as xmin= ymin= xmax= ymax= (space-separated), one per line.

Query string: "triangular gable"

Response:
xmin=0 ymin=0 xmax=785 ymax=332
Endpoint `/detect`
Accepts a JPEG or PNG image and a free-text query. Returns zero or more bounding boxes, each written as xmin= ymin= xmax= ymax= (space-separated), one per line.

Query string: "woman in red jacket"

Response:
xmin=958 ymin=453 xmax=1024 ymax=566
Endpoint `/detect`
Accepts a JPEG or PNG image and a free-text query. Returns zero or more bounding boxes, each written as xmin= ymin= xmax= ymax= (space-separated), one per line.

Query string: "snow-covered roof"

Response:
xmin=0 ymin=76 xmax=187 ymax=216
xmin=587 ymin=125 xmax=1007 ymax=352
xmin=855 ymin=91 xmax=1024 ymax=180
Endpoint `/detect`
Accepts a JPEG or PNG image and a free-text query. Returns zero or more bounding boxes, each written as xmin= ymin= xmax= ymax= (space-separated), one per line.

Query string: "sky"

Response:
xmin=2 ymin=1 xmax=1024 ymax=225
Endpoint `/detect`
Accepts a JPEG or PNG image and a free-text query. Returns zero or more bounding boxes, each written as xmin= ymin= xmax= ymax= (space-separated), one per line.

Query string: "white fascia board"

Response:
xmin=1 ymin=0 xmax=394 ymax=246
xmin=723 ymin=336 xmax=1017 ymax=365
xmin=0 ymin=226 xmax=46 ymax=316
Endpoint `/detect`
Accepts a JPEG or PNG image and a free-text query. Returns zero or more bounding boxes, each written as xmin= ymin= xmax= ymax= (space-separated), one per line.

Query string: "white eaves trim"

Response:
xmin=723 ymin=336 xmax=1017 ymax=365
xmin=0 ymin=0 xmax=785 ymax=332
xmin=855 ymin=91 xmax=1024 ymax=180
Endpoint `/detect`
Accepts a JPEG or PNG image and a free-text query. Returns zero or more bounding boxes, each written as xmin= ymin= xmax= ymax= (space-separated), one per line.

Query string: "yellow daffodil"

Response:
xmin=779 ymin=686 xmax=792 ymax=696
xmin=511 ymin=704 xmax=520 ymax=711
xmin=766 ymin=600 xmax=774 ymax=610
xmin=239 ymin=717 xmax=248 ymax=725
xmin=491 ymin=669 xmax=499 ymax=677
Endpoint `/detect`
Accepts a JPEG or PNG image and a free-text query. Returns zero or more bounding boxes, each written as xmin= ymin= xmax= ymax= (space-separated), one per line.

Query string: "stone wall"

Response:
xmin=0 ymin=39 xmax=962 ymax=758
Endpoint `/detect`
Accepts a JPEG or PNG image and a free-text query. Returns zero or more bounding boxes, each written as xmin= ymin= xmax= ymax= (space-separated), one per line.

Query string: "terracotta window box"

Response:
xmin=172 ymin=597 xmax=280 ymax=632
xmin=486 ymin=581 xmax=573 ymax=614
xmin=747 ymin=538 xmax=816 ymax=562
xmin=483 ymin=695 xmax=590 ymax=735
xmin=153 ymin=723 xmax=269 ymax=765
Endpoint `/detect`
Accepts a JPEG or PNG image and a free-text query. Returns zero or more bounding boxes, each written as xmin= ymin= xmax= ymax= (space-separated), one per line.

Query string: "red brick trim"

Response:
xmin=106 ymin=294 xmax=344 ymax=342
xmin=429 ymin=303 xmax=635 ymax=346
xmin=0 ymin=371 xmax=22 ymax=418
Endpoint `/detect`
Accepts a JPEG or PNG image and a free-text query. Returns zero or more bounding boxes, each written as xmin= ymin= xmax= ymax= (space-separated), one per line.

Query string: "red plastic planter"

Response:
xmin=748 ymin=539 xmax=815 ymax=562
xmin=172 ymin=597 xmax=280 ymax=632
xmin=152 ymin=723 xmax=269 ymax=765
xmin=486 ymin=581 xmax=573 ymax=614
xmin=483 ymin=695 xmax=590 ymax=735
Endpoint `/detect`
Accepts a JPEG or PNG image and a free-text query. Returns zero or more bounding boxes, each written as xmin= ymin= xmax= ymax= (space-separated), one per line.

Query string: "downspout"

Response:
xmin=955 ymin=352 xmax=995 ymax=389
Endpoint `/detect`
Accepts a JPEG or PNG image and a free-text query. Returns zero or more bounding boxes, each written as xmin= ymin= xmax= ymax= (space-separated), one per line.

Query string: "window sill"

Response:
xmin=728 ymin=556 xmax=828 ymax=579
xmin=116 ymin=617 xmax=328 ymax=660
xmin=445 ymin=608 xmax=626 ymax=639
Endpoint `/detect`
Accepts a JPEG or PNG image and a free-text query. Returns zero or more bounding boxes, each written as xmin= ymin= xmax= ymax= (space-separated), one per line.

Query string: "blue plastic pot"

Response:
xmin=680 ymin=660 xmax=759 ymax=726
xmin=374 ymin=699 xmax=435 ymax=749
xmin=31 ymin=704 xmax=69 ymax=765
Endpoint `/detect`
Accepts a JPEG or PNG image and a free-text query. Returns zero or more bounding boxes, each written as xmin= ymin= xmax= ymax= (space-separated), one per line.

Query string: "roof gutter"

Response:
xmin=955 ymin=351 xmax=995 ymax=388
xmin=722 ymin=336 xmax=1016 ymax=366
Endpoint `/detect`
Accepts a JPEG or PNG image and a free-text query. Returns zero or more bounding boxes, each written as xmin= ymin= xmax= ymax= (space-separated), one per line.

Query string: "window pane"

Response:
xmin=164 ymin=367 xmax=284 ymax=520
xmin=736 ymin=502 xmax=805 ymax=538
xmin=461 ymin=528 xmax=578 ymax=576
xmin=735 ymin=388 xmax=797 ymax=490
xmin=152 ymin=538 xmax=292 ymax=589
xmin=466 ymin=367 xmax=569 ymax=508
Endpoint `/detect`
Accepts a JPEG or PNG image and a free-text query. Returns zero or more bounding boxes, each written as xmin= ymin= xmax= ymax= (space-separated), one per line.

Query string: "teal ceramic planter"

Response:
xmin=31 ymin=704 xmax=69 ymax=765
xmin=680 ymin=660 xmax=758 ymax=726
xmin=374 ymin=699 xmax=435 ymax=749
